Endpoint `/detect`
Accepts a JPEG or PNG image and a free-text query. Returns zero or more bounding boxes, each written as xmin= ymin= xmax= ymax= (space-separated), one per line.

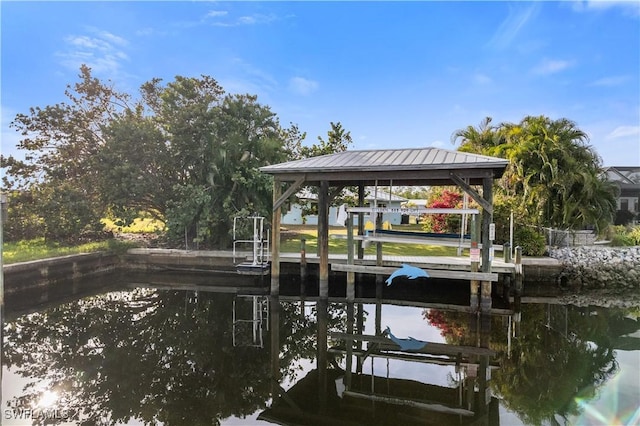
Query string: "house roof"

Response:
xmin=260 ymin=147 xmax=508 ymax=186
xmin=604 ymin=166 xmax=640 ymax=193
xmin=605 ymin=166 xmax=640 ymax=185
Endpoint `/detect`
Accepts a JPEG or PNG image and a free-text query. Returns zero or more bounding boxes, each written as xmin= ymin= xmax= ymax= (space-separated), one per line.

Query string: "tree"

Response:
xmin=451 ymin=116 xmax=503 ymax=154
xmin=99 ymin=76 xmax=293 ymax=247
xmin=298 ymin=121 xmax=352 ymax=159
xmin=452 ymin=115 xmax=617 ymax=234
xmin=2 ymin=65 xmax=131 ymax=241
xmin=289 ymin=121 xmax=355 ymax=219
xmin=2 ymin=66 xmax=297 ymax=247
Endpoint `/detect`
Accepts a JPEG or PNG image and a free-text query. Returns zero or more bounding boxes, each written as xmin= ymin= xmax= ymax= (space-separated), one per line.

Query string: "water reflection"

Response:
xmin=2 ymin=273 xmax=639 ymax=425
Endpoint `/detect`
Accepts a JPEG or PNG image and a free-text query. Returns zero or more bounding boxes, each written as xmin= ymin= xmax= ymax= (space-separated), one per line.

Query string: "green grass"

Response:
xmin=2 ymin=238 xmax=137 ymax=264
xmin=3 ymin=223 xmax=459 ymax=265
xmin=280 ymin=225 xmax=457 ymax=257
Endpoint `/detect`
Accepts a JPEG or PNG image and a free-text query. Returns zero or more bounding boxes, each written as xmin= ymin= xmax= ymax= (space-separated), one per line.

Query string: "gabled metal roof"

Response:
xmin=260 ymin=147 xmax=509 ymax=186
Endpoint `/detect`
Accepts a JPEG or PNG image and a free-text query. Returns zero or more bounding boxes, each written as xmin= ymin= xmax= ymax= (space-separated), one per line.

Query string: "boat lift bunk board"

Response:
xmin=233 ymin=216 xmax=270 ymax=275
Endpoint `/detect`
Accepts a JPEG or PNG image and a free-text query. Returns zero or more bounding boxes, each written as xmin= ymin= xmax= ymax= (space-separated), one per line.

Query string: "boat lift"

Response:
xmin=232 ymin=295 xmax=269 ymax=347
xmin=233 ymin=215 xmax=270 ymax=275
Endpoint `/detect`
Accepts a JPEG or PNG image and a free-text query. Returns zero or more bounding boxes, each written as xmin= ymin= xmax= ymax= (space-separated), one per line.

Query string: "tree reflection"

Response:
xmin=425 ymin=304 xmax=638 ymax=425
xmin=3 ymin=288 xmax=343 ymax=425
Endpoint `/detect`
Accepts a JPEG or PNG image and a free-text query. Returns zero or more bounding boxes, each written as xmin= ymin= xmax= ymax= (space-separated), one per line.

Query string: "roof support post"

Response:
xmin=318 ymin=180 xmax=329 ymax=297
xmin=271 ymin=178 xmax=282 ymax=295
xmin=481 ymin=177 xmax=493 ymax=313
xmin=481 ymin=177 xmax=493 ymax=273
xmin=357 ymin=183 xmax=365 ymax=260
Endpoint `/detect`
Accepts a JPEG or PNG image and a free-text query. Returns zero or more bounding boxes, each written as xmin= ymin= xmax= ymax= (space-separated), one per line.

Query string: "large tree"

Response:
xmin=99 ymin=76 xmax=291 ymax=247
xmin=2 ymin=65 xmax=131 ymax=241
xmin=2 ymin=66 xmax=296 ymax=247
xmin=452 ymin=115 xmax=617 ymax=234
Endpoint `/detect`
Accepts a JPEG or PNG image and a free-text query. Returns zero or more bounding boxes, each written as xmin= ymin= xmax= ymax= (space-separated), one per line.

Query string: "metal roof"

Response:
xmin=260 ymin=147 xmax=509 ymax=186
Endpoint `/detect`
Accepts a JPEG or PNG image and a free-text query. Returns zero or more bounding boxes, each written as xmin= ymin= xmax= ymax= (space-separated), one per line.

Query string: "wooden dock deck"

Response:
xmin=279 ymin=252 xmax=517 ymax=276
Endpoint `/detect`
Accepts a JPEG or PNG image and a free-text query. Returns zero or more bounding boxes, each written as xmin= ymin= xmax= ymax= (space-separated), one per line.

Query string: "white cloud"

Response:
xmin=430 ymin=140 xmax=445 ymax=148
xmin=606 ymin=125 xmax=640 ymax=140
xmin=487 ymin=3 xmax=541 ymax=50
xmin=533 ymin=58 xmax=574 ymax=75
xmin=57 ymin=28 xmax=129 ymax=77
xmin=589 ymin=75 xmax=631 ymax=87
xmin=210 ymin=12 xmax=280 ymax=27
xmin=206 ymin=10 xmax=228 ymax=18
xmin=573 ymin=1 xmax=640 ymax=16
xmin=289 ymin=77 xmax=319 ymax=96
xmin=474 ymin=73 xmax=492 ymax=85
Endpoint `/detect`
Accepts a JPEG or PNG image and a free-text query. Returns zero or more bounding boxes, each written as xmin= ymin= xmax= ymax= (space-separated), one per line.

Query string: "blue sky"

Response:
xmin=1 ymin=1 xmax=639 ymax=166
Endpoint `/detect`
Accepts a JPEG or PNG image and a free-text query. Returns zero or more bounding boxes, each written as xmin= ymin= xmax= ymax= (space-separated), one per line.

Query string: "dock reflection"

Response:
xmin=261 ymin=295 xmax=506 ymax=426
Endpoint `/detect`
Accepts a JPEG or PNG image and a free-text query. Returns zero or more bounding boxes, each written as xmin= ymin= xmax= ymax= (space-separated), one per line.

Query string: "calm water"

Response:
xmin=2 ymin=271 xmax=639 ymax=426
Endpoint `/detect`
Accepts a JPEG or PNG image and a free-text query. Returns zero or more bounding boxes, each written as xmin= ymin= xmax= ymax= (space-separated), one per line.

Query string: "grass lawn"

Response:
xmin=3 ymin=223 xmax=460 ymax=265
xmin=279 ymin=224 xmax=458 ymax=257
xmin=2 ymin=238 xmax=137 ymax=265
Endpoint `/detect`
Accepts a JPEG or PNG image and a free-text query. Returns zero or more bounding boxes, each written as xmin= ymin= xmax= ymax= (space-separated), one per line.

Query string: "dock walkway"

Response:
xmin=279 ymin=252 xmax=517 ymax=276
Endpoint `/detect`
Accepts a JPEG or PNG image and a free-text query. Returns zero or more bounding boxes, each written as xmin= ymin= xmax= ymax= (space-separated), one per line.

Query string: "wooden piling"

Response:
xmin=470 ymin=214 xmax=480 ymax=311
xmin=318 ymin=181 xmax=329 ymax=297
xmin=346 ymin=214 xmax=355 ymax=301
xmin=270 ymin=179 xmax=282 ymax=295
xmin=514 ymin=246 xmax=523 ymax=295
xmin=300 ymin=238 xmax=307 ymax=281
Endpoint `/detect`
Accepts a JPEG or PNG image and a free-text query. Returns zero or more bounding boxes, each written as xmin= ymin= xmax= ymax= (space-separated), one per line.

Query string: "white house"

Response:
xmin=281 ymin=188 xmax=408 ymax=226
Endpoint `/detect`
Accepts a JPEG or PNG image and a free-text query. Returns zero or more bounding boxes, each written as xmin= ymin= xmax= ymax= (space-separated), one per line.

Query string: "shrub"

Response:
xmin=615 ymin=209 xmax=636 ymax=226
xmin=608 ymin=225 xmax=640 ymax=246
xmin=629 ymin=226 xmax=640 ymax=245
xmin=514 ymin=227 xmax=546 ymax=256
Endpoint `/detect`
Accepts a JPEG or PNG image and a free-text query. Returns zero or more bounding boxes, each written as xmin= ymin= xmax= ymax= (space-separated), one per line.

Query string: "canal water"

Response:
xmin=2 ymin=271 xmax=639 ymax=425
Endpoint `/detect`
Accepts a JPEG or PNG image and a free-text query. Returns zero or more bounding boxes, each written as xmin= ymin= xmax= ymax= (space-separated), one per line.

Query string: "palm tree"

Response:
xmin=453 ymin=115 xmax=617 ymax=232
xmin=450 ymin=116 xmax=503 ymax=154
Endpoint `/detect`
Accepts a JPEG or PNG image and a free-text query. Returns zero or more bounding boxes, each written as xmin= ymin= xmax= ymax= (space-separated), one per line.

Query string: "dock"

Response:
xmin=280 ymin=252 xmax=516 ymax=276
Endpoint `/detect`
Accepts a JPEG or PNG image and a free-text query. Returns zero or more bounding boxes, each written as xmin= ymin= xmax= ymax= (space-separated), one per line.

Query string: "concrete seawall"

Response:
xmin=4 ymin=252 xmax=121 ymax=294
xmin=4 ymin=248 xmax=564 ymax=292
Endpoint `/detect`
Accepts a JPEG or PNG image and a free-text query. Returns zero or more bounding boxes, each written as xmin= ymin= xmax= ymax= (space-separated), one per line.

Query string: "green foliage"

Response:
xmin=297 ymin=121 xmax=352 ymax=158
xmin=2 ymin=190 xmax=44 ymax=242
xmin=2 ymin=65 xmax=130 ymax=242
xmin=295 ymin=121 xmax=354 ymax=219
xmin=453 ymin=115 xmax=617 ymax=234
xmin=395 ymin=186 xmax=430 ymax=200
xmin=607 ymin=225 xmax=640 ymax=246
xmin=514 ymin=226 xmax=546 ymax=256
xmin=39 ymin=181 xmax=105 ymax=243
xmin=2 ymin=66 xmax=295 ymax=247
